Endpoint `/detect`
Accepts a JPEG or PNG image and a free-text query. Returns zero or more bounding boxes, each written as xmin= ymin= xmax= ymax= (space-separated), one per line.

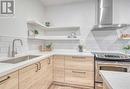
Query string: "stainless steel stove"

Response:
xmin=94 ymin=52 xmax=130 ymax=61
xmin=94 ymin=52 xmax=130 ymax=89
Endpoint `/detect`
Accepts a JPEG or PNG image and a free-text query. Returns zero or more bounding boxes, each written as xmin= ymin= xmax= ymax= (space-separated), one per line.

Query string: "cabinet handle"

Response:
xmin=48 ymin=58 xmax=51 ymax=64
xmin=0 ymin=76 xmax=10 ymax=85
xmin=72 ymin=71 xmax=86 ymax=74
xmin=35 ymin=63 xmax=39 ymax=72
xmin=72 ymin=56 xmax=85 ymax=59
xmin=38 ymin=62 xmax=41 ymax=70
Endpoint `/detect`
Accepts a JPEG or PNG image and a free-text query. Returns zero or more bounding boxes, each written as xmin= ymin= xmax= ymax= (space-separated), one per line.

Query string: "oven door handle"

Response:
xmin=95 ymin=81 xmax=103 ymax=83
xmin=99 ymin=66 xmax=102 ymax=70
xmin=98 ymin=65 xmax=128 ymax=72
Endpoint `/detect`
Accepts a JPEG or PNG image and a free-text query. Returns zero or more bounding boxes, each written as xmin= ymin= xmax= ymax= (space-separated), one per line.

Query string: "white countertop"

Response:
xmin=0 ymin=50 xmax=93 ymax=77
xmin=100 ymin=71 xmax=130 ymax=89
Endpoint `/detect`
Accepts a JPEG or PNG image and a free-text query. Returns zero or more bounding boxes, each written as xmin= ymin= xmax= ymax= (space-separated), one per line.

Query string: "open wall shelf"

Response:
xmin=28 ymin=36 xmax=80 ymax=41
xmin=27 ymin=20 xmax=81 ymax=41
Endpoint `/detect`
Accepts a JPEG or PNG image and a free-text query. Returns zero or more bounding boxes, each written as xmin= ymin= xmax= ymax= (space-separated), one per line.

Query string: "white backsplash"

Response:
xmin=0 ymin=36 xmax=79 ymax=57
xmin=0 ymin=36 xmax=44 ymax=57
xmin=45 ymin=40 xmax=79 ymax=50
xmin=0 ymin=33 xmax=129 ymax=57
xmin=85 ymin=30 xmax=130 ymax=52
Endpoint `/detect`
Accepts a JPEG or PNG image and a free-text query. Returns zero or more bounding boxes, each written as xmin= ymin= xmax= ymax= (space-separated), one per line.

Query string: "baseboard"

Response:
xmin=52 ymin=81 xmax=94 ymax=89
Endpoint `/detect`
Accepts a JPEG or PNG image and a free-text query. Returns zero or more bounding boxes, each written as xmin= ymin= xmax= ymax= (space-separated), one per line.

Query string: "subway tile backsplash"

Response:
xmin=85 ymin=30 xmax=130 ymax=52
xmin=0 ymin=34 xmax=129 ymax=57
xmin=0 ymin=36 xmax=80 ymax=57
xmin=0 ymin=36 xmax=44 ymax=57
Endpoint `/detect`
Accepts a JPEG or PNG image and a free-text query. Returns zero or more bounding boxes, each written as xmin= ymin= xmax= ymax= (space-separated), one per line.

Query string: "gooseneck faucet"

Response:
xmin=12 ymin=39 xmax=23 ymax=57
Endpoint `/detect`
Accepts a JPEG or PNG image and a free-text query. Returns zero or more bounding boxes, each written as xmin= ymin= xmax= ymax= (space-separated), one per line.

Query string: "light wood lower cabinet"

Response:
xmin=65 ymin=56 xmax=94 ymax=71
xmin=19 ymin=57 xmax=53 ymax=89
xmin=47 ymin=57 xmax=53 ymax=88
xmin=0 ymin=71 xmax=18 ymax=89
xmin=65 ymin=69 xmax=94 ymax=87
xmin=39 ymin=57 xmax=53 ymax=89
xmin=53 ymin=55 xmax=94 ymax=88
xmin=19 ymin=63 xmax=39 ymax=89
xmin=95 ymin=83 xmax=103 ymax=89
xmin=53 ymin=56 xmax=65 ymax=82
xmin=65 ymin=56 xmax=94 ymax=87
xmin=0 ymin=55 xmax=94 ymax=89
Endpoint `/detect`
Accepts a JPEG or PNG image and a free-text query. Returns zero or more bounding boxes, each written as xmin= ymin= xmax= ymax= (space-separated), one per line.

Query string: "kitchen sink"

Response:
xmin=0 ymin=55 xmax=41 ymax=64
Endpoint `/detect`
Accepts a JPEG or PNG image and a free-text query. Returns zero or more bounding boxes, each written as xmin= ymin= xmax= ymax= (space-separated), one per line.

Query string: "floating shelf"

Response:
xmin=46 ymin=26 xmax=80 ymax=31
xmin=28 ymin=36 xmax=80 ymax=41
xmin=27 ymin=20 xmax=81 ymax=41
xmin=27 ymin=20 xmax=80 ymax=31
xmin=27 ymin=20 xmax=47 ymax=29
xmin=119 ymin=34 xmax=130 ymax=40
xmin=119 ymin=37 xmax=130 ymax=40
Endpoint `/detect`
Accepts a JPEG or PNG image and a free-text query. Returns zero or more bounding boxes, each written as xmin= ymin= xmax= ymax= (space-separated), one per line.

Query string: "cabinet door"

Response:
xmin=0 ymin=71 xmax=18 ymax=89
xmin=47 ymin=57 xmax=53 ymax=87
xmin=65 ymin=69 xmax=94 ymax=87
xmin=39 ymin=57 xmax=53 ymax=89
xmin=19 ymin=58 xmax=53 ymax=89
xmin=19 ymin=64 xmax=39 ymax=89
xmin=53 ymin=56 xmax=65 ymax=82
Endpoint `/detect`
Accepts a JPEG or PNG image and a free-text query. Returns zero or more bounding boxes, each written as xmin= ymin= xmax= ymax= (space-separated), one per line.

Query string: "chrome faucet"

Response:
xmin=11 ymin=39 xmax=23 ymax=57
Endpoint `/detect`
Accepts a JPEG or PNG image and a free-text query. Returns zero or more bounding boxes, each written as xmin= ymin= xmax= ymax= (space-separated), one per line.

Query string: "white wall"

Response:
xmin=45 ymin=0 xmax=95 ymax=39
xmin=44 ymin=0 xmax=130 ymax=51
xmin=0 ymin=0 xmax=45 ymax=37
xmin=0 ymin=0 xmax=130 ymax=54
xmin=0 ymin=0 xmax=45 ymax=57
xmin=113 ymin=0 xmax=130 ymax=24
xmin=44 ymin=0 xmax=96 ymax=50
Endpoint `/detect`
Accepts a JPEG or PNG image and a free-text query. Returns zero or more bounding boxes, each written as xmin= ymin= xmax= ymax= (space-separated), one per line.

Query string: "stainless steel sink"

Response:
xmin=0 ymin=55 xmax=41 ymax=64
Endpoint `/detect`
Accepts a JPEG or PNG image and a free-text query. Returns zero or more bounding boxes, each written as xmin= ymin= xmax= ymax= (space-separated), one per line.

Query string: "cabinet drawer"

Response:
xmin=65 ymin=56 xmax=94 ymax=71
xmin=0 ymin=71 xmax=18 ymax=89
xmin=65 ymin=69 xmax=94 ymax=87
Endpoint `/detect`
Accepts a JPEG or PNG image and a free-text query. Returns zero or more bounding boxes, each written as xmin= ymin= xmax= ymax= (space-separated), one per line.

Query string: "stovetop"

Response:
xmin=94 ymin=52 xmax=130 ymax=61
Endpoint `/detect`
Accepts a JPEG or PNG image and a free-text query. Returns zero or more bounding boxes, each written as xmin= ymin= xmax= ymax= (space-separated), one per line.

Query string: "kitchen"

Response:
xmin=0 ymin=0 xmax=130 ymax=89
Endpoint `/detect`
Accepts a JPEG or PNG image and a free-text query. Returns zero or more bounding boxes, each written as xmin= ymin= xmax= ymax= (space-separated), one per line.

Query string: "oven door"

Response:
xmin=95 ymin=63 xmax=128 ymax=89
xmin=96 ymin=64 xmax=128 ymax=82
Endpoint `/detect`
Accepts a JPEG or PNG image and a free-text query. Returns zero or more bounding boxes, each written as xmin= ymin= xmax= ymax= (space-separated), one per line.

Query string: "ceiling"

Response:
xmin=40 ymin=0 xmax=86 ymax=6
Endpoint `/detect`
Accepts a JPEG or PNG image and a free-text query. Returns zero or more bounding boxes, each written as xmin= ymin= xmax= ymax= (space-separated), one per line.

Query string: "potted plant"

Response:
xmin=78 ymin=45 xmax=83 ymax=52
xmin=34 ymin=30 xmax=39 ymax=36
xmin=45 ymin=43 xmax=53 ymax=51
xmin=123 ymin=45 xmax=130 ymax=54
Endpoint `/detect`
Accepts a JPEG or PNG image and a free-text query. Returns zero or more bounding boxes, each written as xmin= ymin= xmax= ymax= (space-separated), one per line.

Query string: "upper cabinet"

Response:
xmin=27 ymin=21 xmax=81 ymax=41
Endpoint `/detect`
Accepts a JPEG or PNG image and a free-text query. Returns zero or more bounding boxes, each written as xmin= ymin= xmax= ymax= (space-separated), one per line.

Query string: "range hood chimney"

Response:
xmin=92 ymin=0 xmax=129 ymax=31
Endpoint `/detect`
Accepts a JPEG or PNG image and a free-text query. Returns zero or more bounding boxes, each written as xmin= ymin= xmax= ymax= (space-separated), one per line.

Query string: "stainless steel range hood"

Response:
xmin=92 ymin=0 xmax=129 ymax=31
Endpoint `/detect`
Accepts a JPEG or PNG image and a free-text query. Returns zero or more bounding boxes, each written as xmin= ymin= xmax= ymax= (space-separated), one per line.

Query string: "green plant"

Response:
xmin=46 ymin=43 xmax=52 ymax=49
xmin=78 ymin=45 xmax=83 ymax=52
xmin=123 ymin=45 xmax=130 ymax=50
xmin=34 ymin=30 xmax=39 ymax=35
